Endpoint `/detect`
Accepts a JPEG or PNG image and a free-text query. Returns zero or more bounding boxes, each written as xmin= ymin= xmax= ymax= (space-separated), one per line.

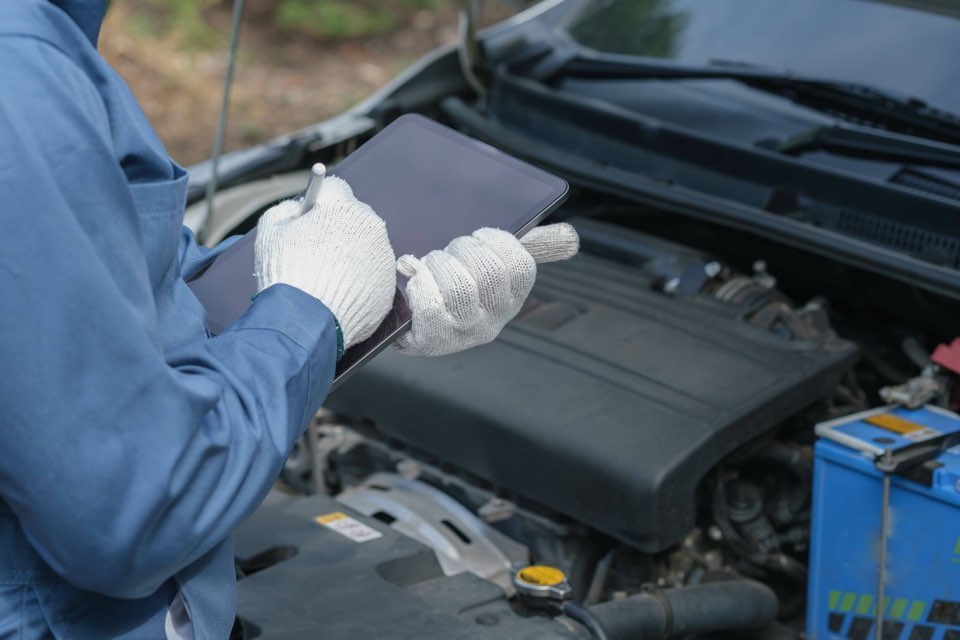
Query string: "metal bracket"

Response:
xmin=458 ymin=0 xmax=488 ymax=104
xmin=874 ymin=430 xmax=960 ymax=474
xmin=875 ymin=472 xmax=891 ymax=640
xmin=336 ymin=473 xmax=529 ymax=594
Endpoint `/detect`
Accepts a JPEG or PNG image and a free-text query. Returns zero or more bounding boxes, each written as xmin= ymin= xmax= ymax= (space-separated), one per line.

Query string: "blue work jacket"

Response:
xmin=0 ymin=1 xmax=338 ymax=637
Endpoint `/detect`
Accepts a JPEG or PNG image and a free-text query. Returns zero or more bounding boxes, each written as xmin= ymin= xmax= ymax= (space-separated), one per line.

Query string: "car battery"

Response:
xmin=808 ymin=405 xmax=960 ymax=640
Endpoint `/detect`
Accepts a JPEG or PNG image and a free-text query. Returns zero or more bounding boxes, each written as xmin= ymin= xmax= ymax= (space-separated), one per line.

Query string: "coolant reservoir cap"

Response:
xmin=513 ymin=565 xmax=572 ymax=601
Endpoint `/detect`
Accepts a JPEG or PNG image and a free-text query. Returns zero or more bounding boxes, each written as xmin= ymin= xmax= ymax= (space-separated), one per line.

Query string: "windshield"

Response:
xmin=568 ymin=0 xmax=960 ymax=115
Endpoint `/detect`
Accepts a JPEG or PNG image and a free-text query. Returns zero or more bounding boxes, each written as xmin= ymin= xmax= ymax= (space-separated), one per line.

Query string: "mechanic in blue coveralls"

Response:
xmin=0 ymin=1 xmax=579 ymax=637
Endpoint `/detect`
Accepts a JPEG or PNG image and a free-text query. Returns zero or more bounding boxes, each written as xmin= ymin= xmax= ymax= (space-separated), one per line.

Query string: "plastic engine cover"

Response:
xmin=327 ymin=238 xmax=856 ymax=552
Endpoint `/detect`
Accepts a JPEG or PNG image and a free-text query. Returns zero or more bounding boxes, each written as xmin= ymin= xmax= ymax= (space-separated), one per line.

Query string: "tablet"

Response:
xmin=188 ymin=114 xmax=569 ymax=388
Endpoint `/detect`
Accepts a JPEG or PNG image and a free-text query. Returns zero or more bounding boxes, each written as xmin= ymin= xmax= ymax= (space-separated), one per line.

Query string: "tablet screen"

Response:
xmin=189 ymin=114 xmax=568 ymax=386
xmin=339 ymin=114 xmax=564 ymax=259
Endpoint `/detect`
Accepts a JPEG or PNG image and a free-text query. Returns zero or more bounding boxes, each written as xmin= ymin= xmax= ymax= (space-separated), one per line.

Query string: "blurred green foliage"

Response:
xmin=569 ymin=0 xmax=689 ymax=58
xmin=130 ymin=0 xmax=225 ymax=47
xmin=277 ymin=0 xmax=445 ymax=39
xmin=127 ymin=0 xmax=453 ymax=47
xmin=275 ymin=0 xmax=396 ymax=39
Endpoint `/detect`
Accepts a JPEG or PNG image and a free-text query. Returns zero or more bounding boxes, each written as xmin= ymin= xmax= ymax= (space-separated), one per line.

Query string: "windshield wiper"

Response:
xmin=778 ymin=124 xmax=960 ymax=169
xmin=539 ymin=53 xmax=960 ymax=147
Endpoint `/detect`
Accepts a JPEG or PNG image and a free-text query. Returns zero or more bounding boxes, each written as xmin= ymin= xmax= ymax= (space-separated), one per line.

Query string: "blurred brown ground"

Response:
xmin=99 ymin=2 xmax=518 ymax=166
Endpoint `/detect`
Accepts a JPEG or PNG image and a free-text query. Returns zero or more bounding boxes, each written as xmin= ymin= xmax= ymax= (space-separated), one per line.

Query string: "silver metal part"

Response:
xmin=879 ymin=369 xmax=945 ymax=409
xmin=704 ymin=261 xmax=723 ymax=279
xmin=713 ymin=265 xmax=777 ymax=302
xmin=310 ymin=423 xmax=364 ymax=495
xmin=458 ymin=0 xmax=488 ymax=102
xmin=201 ymin=0 xmax=246 ymax=242
xmin=336 ymin=473 xmax=529 ymax=594
xmin=478 ymin=497 xmax=517 ymax=523
xmin=876 ymin=473 xmax=891 ymax=640
xmin=512 ymin=567 xmax=573 ymax=602
xmin=663 ymin=277 xmax=681 ymax=295
xmin=752 ymin=260 xmax=777 ymax=289
xmin=396 ymin=459 xmax=424 ymax=480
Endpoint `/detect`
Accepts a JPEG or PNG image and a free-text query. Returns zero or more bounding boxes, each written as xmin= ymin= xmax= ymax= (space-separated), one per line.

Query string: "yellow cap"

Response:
xmin=516 ymin=565 xmax=567 ymax=587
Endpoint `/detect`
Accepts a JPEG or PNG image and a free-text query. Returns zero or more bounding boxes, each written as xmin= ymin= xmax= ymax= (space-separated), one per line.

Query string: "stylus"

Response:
xmin=300 ymin=163 xmax=326 ymax=214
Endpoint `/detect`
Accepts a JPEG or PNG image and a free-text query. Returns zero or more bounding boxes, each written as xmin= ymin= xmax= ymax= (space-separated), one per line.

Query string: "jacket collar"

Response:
xmin=49 ymin=0 xmax=108 ymax=46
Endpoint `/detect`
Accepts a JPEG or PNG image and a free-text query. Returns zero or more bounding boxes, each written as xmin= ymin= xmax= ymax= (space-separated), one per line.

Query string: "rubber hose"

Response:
xmin=563 ymin=601 xmax=610 ymax=640
xmin=589 ymin=580 xmax=778 ymax=639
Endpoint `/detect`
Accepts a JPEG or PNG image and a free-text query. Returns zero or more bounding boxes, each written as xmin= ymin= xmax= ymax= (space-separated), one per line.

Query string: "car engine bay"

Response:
xmin=228 ymin=185 xmax=960 ymax=639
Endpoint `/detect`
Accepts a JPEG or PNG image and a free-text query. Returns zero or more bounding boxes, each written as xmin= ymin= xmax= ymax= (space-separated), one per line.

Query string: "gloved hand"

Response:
xmin=395 ymin=223 xmax=579 ymax=357
xmin=255 ymin=176 xmax=396 ymax=350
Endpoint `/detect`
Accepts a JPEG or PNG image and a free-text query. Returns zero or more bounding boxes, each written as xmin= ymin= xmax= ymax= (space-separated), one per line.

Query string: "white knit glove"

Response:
xmin=395 ymin=223 xmax=579 ymax=357
xmin=255 ymin=176 xmax=396 ymax=350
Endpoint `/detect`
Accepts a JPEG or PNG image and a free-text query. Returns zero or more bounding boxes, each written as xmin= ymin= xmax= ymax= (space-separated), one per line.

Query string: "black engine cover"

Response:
xmin=327 ymin=229 xmax=856 ymax=552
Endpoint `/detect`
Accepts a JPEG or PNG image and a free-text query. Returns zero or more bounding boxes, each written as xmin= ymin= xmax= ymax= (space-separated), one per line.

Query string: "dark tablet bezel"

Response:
xmin=188 ymin=114 xmax=569 ymax=389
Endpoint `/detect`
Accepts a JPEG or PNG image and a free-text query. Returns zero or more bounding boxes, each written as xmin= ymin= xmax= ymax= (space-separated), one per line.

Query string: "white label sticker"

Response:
xmin=314 ymin=512 xmax=383 ymax=543
xmin=903 ymin=427 xmax=941 ymax=442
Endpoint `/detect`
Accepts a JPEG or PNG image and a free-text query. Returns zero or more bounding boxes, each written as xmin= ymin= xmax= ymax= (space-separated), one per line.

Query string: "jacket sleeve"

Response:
xmin=0 ymin=40 xmax=337 ymax=598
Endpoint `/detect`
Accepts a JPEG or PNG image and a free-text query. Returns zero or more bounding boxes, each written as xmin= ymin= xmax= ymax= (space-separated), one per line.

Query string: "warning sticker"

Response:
xmin=314 ymin=512 xmax=383 ymax=543
xmin=866 ymin=413 xmax=926 ymax=435
xmin=866 ymin=413 xmax=941 ymax=442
